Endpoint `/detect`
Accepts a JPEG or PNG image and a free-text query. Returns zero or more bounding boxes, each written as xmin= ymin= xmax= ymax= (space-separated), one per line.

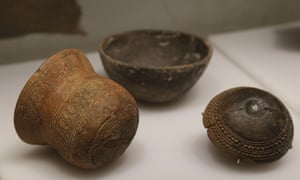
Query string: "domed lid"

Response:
xmin=219 ymin=87 xmax=289 ymax=141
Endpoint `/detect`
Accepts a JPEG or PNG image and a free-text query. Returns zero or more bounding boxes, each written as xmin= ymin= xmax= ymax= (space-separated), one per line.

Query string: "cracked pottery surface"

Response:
xmin=203 ymin=87 xmax=294 ymax=163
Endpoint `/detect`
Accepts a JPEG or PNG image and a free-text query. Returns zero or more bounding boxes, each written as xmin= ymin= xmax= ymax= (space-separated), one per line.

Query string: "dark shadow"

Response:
xmin=275 ymin=27 xmax=300 ymax=51
xmin=191 ymin=135 xmax=282 ymax=173
xmin=0 ymin=0 xmax=83 ymax=39
xmin=11 ymin=141 xmax=144 ymax=179
xmin=137 ymin=95 xmax=191 ymax=112
xmin=137 ymin=84 xmax=206 ymax=112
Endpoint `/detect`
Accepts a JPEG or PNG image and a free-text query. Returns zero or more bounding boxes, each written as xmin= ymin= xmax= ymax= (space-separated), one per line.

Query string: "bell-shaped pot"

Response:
xmin=14 ymin=49 xmax=139 ymax=169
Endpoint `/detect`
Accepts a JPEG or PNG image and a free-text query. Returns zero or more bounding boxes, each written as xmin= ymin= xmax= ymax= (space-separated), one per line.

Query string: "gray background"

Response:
xmin=1 ymin=0 xmax=300 ymax=64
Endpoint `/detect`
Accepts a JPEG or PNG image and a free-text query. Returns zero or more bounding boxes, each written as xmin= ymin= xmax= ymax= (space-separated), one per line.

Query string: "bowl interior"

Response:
xmin=103 ymin=30 xmax=210 ymax=68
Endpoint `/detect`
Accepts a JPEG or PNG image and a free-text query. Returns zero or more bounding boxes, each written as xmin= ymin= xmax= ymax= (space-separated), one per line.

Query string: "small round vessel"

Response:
xmin=203 ymin=87 xmax=293 ymax=162
xmin=99 ymin=30 xmax=212 ymax=103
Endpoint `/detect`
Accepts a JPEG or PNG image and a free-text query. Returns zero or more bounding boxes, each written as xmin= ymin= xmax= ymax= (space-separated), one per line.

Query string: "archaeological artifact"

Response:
xmin=203 ymin=87 xmax=293 ymax=163
xmin=99 ymin=30 xmax=212 ymax=103
xmin=14 ymin=49 xmax=139 ymax=169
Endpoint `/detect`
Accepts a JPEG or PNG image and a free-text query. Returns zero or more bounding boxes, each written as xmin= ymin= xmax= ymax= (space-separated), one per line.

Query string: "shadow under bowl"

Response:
xmin=99 ymin=30 xmax=212 ymax=103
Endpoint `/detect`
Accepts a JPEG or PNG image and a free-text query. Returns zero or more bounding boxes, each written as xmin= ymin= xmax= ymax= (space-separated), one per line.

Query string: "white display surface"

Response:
xmin=211 ymin=22 xmax=300 ymax=115
xmin=1 ymin=23 xmax=299 ymax=179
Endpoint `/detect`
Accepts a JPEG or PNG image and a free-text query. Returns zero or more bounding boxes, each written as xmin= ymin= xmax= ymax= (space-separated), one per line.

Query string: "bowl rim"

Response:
xmin=98 ymin=29 xmax=213 ymax=71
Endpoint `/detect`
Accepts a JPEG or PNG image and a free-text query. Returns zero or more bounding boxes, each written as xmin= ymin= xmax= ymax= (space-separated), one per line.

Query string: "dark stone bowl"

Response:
xmin=98 ymin=30 xmax=212 ymax=103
